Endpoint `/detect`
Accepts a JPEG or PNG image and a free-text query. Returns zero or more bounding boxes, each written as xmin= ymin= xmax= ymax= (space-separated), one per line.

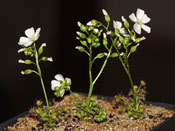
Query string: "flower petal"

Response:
xmin=129 ymin=13 xmax=137 ymax=22
xmin=23 ymin=41 xmax=33 ymax=47
xmin=141 ymin=24 xmax=151 ymax=33
xmin=51 ymin=80 xmax=61 ymax=90
xmin=19 ymin=37 xmax=28 ymax=43
xmin=34 ymin=28 xmax=41 ymax=41
xmin=136 ymin=8 xmax=145 ymax=21
xmin=141 ymin=14 xmax=151 ymax=24
xmin=25 ymin=27 xmax=34 ymax=38
xmin=134 ymin=23 xmax=141 ymax=34
xmin=113 ymin=21 xmax=122 ymax=29
xmin=65 ymin=78 xmax=71 ymax=85
xmin=60 ymin=89 xmax=65 ymax=97
xmin=55 ymin=74 xmax=64 ymax=81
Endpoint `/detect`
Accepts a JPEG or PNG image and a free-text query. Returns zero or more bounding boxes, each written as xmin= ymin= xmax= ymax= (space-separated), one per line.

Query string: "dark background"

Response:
xmin=0 ymin=0 xmax=175 ymax=123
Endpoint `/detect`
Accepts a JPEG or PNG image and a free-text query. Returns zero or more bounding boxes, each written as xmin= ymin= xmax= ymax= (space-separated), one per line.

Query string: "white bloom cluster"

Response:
xmin=51 ymin=74 xmax=71 ymax=97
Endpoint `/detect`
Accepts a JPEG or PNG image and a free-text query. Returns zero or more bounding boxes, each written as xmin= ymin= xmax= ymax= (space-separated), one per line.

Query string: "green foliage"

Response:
xmin=32 ymin=100 xmax=69 ymax=127
xmin=113 ymin=80 xmax=146 ymax=119
xmin=75 ymin=97 xmax=107 ymax=122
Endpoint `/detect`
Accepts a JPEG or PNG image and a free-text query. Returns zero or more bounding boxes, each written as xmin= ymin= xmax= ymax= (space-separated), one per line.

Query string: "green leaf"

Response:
xmin=110 ymin=53 xmax=118 ymax=58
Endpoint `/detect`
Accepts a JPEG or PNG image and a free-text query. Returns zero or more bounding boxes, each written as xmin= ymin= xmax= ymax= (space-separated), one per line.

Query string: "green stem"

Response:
xmin=87 ymin=46 xmax=93 ymax=105
xmin=34 ymin=44 xmax=49 ymax=107
xmin=68 ymin=89 xmax=78 ymax=103
xmin=93 ymin=46 xmax=112 ymax=85
xmin=113 ymin=42 xmax=136 ymax=108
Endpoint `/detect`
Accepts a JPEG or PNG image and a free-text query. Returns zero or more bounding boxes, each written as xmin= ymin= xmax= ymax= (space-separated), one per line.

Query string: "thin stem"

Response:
xmin=68 ymin=89 xmax=78 ymax=103
xmin=87 ymin=46 xmax=93 ymax=105
xmin=93 ymin=46 xmax=113 ymax=85
xmin=112 ymin=41 xmax=136 ymax=108
xmin=34 ymin=44 xmax=49 ymax=107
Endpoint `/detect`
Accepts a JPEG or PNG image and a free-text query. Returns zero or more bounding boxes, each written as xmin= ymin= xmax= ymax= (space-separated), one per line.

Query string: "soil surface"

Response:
xmin=6 ymin=94 xmax=175 ymax=131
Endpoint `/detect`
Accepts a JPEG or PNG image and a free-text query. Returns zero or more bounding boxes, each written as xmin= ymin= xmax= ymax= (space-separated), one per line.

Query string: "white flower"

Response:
xmin=113 ymin=21 xmax=129 ymax=36
xmin=18 ymin=27 xmax=41 ymax=47
xmin=129 ymin=8 xmax=151 ymax=34
xmin=51 ymin=74 xmax=71 ymax=97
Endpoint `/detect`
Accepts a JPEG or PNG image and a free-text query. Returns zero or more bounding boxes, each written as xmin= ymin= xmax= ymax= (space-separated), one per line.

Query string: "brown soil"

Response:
xmin=6 ymin=94 xmax=175 ymax=131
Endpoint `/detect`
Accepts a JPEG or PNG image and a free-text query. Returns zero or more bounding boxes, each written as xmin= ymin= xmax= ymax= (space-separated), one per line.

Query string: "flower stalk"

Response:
xmin=34 ymin=43 xmax=49 ymax=107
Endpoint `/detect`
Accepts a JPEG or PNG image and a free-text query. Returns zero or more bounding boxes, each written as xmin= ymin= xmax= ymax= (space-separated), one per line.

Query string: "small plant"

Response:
xmin=32 ymin=100 xmax=69 ymax=127
xmin=17 ymin=27 xmax=66 ymax=127
xmin=18 ymin=27 xmax=52 ymax=107
xmin=75 ymin=97 xmax=107 ymax=122
xmin=82 ymin=8 xmax=151 ymax=119
xmin=109 ymin=8 xmax=150 ymax=119
xmin=75 ymin=9 xmax=122 ymax=122
xmin=113 ymin=80 xmax=146 ymax=119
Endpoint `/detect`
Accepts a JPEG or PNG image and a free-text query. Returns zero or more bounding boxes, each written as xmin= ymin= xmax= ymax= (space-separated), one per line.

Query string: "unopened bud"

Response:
xmin=47 ymin=57 xmax=53 ymax=62
xmin=77 ymin=21 xmax=81 ymax=27
xmin=102 ymin=9 xmax=108 ymax=16
xmin=18 ymin=59 xmax=24 ymax=63
xmin=103 ymin=33 xmax=107 ymax=39
xmin=18 ymin=48 xmax=24 ymax=53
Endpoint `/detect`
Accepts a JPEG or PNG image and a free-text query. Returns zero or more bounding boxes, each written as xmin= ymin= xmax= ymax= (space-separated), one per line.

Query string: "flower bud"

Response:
xmin=110 ymin=53 xmax=118 ymax=58
xmin=47 ymin=57 xmax=53 ymax=62
xmin=75 ymin=46 xmax=86 ymax=53
xmin=93 ymin=28 xmax=99 ymax=34
xmin=78 ymin=21 xmax=88 ymax=32
xmin=140 ymin=80 xmax=146 ymax=86
xmin=130 ymin=44 xmax=139 ymax=53
xmin=76 ymin=31 xmax=86 ymax=39
xmin=80 ymin=40 xmax=88 ymax=47
xmin=18 ymin=48 xmax=24 ymax=53
xmin=121 ymin=16 xmax=129 ymax=29
xmin=102 ymin=9 xmax=108 ymax=16
xmin=21 ymin=69 xmax=33 ymax=75
xmin=18 ymin=59 xmax=24 ymax=63
xmin=87 ymin=37 xmax=92 ymax=43
xmin=135 ymin=37 xmax=146 ymax=43
xmin=36 ymin=100 xmax=42 ymax=106
xmin=24 ymin=60 xmax=33 ymax=64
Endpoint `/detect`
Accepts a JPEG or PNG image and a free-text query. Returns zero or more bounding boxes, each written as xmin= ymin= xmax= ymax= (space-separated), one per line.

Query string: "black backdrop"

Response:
xmin=0 ymin=0 xmax=175 ymax=123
